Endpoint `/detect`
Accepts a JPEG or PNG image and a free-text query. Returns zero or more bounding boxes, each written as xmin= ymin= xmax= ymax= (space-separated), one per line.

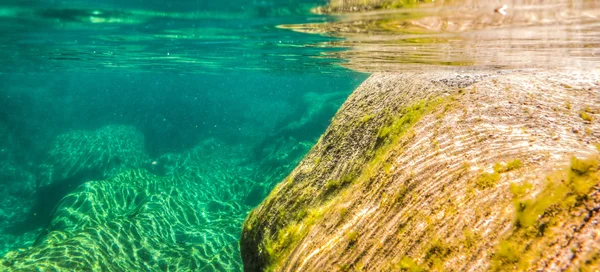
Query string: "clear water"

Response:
xmin=0 ymin=0 xmax=367 ymax=270
xmin=0 ymin=0 xmax=348 ymax=73
xmin=1 ymin=0 xmax=598 ymax=270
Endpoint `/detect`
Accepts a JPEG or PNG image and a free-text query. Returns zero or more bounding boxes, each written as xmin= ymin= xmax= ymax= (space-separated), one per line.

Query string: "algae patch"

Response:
xmin=492 ymin=154 xmax=600 ymax=271
xmin=476 ymin=159 xmax=522 ymax=189
xmin=257 ymin=93 xmax=456 ymax=271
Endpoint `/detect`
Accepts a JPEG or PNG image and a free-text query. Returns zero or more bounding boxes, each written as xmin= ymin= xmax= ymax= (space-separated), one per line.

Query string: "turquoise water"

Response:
xmin=0 ymin=0 xmax=367 ymax=270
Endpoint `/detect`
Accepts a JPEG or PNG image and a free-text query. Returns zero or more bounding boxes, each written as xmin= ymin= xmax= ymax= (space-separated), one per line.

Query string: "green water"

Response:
xmin=0 ymin=0 xmax=367 ymax=270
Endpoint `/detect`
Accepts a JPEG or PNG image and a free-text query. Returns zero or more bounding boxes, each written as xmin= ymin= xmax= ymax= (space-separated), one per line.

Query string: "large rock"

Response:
xmin=240 ymin=70 xmax=600 ymax=271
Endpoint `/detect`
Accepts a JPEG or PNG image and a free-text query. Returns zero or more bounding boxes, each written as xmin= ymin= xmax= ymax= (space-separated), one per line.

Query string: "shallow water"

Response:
xmin=0 ymin=0 xmax=367 ymax=270
xmin=0 ymin=0 xmax=348 ymax=73
xmin=0 ymin=0 xmax=598 ymax=271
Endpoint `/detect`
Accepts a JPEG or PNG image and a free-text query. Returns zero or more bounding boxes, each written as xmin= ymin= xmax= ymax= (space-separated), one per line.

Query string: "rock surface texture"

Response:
xmin=37 ymin=125 xmax=149 ymax=188
xmin=0 ymin=137 xmax=306 ymax=271
xmin=241 ymin=70 xmax=600 ymax=271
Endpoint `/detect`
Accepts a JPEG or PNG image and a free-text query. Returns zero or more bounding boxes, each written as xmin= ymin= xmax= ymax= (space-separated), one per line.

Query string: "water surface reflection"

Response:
xmin=283 ymin=0 xmax=600 ymax=71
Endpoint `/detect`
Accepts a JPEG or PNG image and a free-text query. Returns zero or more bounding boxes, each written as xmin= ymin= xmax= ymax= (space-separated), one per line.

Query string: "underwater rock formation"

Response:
xmin=153 ymin=138 xmax=268 ymax=207
xmin=1 ymin=139 xmax=245 ymax=271
xmin=0 ymin=136 xmax=311 ymax=271
xmin=241 ymin=70 xmax=600 ymax=271
xmin=0 ymin=169 xmax=241 ymax=271
xmin=37 ymin=125 xmax=149 ymax=188
xmin=19 ymin=125 xmax=151 ymax=233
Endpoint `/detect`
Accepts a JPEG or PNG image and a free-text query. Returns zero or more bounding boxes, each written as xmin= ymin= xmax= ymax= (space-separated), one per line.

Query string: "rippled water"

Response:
xmin=283 ymin=0 xmax=600 ymax=71
xmin=0 ymin=0 xmax=347 ymax=73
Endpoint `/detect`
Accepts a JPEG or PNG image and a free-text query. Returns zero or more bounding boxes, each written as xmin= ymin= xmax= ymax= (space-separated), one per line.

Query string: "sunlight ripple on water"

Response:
xmin=0 ymin=0 xmax=345 ymax=74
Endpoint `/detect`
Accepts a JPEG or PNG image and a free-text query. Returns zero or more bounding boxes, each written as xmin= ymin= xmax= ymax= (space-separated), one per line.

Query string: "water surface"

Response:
xmin=285 ymin=0 xmax=600 ymax=71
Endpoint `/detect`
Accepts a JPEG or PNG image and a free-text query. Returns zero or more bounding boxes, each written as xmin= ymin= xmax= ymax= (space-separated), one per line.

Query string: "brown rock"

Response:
xmin=241 ymin=69 xmax=600 ymax=272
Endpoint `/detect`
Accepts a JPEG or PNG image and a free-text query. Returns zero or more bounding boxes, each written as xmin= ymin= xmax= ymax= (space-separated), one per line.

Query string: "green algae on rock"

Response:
xmin=492 ymin=155 xmax=600 ymax=271
xmin=240 ymin=70 xmax=600 ymax=271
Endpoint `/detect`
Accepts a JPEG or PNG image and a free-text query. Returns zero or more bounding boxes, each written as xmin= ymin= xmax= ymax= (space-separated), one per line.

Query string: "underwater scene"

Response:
xmin=0 ymin=0 xmax=367 ymax=270
xmin=1 ymin=0 xmax=599 ymax=271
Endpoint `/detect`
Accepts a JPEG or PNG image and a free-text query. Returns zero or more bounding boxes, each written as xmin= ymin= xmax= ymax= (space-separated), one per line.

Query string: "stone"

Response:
xmin=240 ymin=69 xmax=600 ymax=271
xmin=37 ymin=125 xmax=150 ymax=188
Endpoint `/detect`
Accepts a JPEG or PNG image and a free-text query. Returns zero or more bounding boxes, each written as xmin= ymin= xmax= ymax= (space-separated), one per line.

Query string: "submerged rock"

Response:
xmin=0 ymin=169 xmax=241 ymax=271
xmin=241 ymin=70 xmax=600 ymax=271
xmin=14 ymin=125 xmax=151 ymax=235
xmin=37 ymin=125 xmax=149 ymax=188
xmin=0 ymin=136 xmax=306 ymax=271
xmin=152 ymin=139 xmax=259 ymax=205
xmin=254 ymin=91 xmax=348 ymax=163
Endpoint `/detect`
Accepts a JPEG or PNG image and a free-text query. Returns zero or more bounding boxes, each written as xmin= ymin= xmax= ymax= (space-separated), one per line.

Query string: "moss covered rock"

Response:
xmin=240 ymin=70 xmax=600 ymax=271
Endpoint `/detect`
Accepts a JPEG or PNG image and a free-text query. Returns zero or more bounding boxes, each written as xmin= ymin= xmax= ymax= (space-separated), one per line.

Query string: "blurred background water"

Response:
xmin=1 ymin=0 xmax=599 ymax=270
